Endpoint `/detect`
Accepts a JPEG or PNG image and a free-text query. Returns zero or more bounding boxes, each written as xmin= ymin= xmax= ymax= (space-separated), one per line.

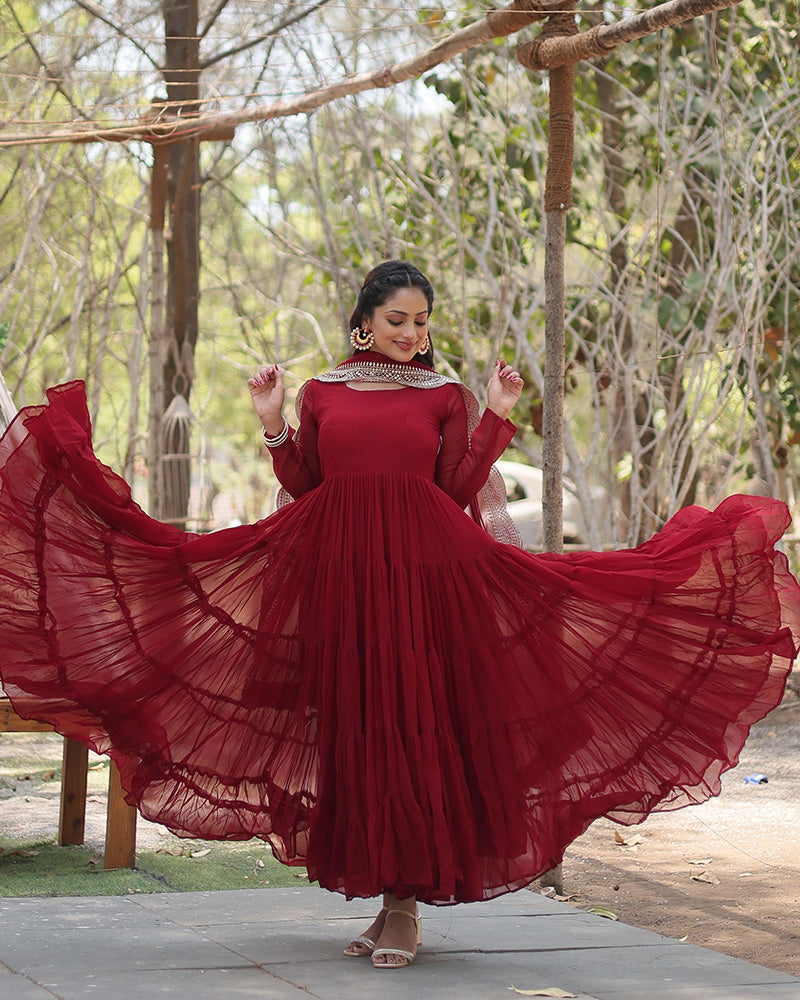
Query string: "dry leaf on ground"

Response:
xmin=613 ymin=831 xmax=643 ymax=847
xmin=691 ymin=871 xmax=720 ymax=885
xmin=510 ymin=988 xmax=578 ymax=998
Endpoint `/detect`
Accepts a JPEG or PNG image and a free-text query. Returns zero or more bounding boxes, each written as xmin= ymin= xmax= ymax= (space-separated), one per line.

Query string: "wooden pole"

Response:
xmin=518 ymin=0 xmax=741 ymax=71
xmin=103 ymin=762 xmax=137 ymax=870
xmin=539 ymin=8 xmax=577 ymax=556
xmin=58 ymin=739 xmax=89 ymax=846
xmin=534 ymin=2 xmax=578 ymax=895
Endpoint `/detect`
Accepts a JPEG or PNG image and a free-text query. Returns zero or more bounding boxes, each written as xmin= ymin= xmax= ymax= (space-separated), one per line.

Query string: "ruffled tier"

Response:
xmin=0 ymin=382 xmax=798 ymax=904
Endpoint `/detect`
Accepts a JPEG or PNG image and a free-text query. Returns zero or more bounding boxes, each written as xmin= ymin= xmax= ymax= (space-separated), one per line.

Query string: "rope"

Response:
xmin=524 ymin=6 xmax=579 ymax=212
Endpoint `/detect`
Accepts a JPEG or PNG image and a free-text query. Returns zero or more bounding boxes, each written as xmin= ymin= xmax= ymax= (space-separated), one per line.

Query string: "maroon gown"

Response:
xmin=0 ymin=357 xmax=798 ymax=905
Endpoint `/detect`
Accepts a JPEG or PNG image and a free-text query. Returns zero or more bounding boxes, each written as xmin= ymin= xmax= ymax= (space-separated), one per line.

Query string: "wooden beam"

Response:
xmin=0 ymin=0 xmax=562 ymax=149
xmin=1 ymin=703 xmax=52 ymax=732
xmin=518 ymin=0 xmax=742 ymax=71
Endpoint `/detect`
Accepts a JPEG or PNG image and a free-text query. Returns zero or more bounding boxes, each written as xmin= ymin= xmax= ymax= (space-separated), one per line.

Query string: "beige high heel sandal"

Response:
xmin=371 ymin=908 xmax=422 ymax=969
xmin=342 ymin=907 xmax=387 ymax=957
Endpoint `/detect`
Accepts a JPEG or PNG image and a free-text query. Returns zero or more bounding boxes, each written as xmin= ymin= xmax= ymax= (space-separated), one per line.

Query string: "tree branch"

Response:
xmin=72 ymin=0 xmax=161 ymax=70
xmin=6 ymin=0 xmax=80 ymax=114
xmin=200 ymin=0 xmax=336 ymax=70
xmin=199 ymin=0 xmax=231 ymax=41
xmin=0 ymin=0 xmax=559 ymax=147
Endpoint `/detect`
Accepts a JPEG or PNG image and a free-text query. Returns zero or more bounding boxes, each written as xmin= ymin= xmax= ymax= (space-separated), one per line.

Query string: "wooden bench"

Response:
xmin=1 ymin=697 xmax=137 ymax=868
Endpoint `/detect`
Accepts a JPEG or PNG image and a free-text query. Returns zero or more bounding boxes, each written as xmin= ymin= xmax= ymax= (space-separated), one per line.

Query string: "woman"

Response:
xmin=0 ymin=260 xmax=798 ymax=971
xmin=248 ymin=260 xmax=524 ymax=967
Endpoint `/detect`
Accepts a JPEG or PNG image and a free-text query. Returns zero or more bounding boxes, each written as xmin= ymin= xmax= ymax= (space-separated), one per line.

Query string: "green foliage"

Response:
xmin=3 ymin=0 xmax=799 ymax=526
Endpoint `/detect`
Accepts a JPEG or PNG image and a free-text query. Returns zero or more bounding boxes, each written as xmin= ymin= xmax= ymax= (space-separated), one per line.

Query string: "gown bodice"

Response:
xmin=269 ymin=377 xmax=517 ymax=511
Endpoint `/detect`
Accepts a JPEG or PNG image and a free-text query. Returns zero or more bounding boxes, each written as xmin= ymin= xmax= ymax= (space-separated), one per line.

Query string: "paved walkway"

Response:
xmin=0 ymin=886 xmax=798 ymax=1000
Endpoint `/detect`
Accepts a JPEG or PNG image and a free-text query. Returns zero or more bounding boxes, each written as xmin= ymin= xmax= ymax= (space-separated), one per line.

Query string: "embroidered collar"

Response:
xmin=315 ymin=351 xmax=456 ymax=389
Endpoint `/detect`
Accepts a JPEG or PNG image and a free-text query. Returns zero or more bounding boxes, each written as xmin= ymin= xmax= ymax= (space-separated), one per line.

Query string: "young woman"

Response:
xmin=0 ymin=260 xmax=798 ymax=971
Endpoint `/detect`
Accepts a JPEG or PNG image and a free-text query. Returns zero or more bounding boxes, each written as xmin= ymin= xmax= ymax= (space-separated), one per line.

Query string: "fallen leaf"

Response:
xmin=41 ymin=769 xmax=56 ymax=781
xmin=678 ymin=934 xmax=688 ymax=942
xmin=190 ymin=848 xmax=211 ymax=858
xmin=739 ymin=872 xmax=754 ymax=878
xmin=0 ymin=849 xmax=40 ymax=858
xmin=510 ymin=989 xmax=577 ymax=998
xmin=587 ymin=906 xmax=618 ymax=920
xmin=686 ymin=858 xmax=713 ymax=866
xmin=293 ymin=872 xmax=309 ymax=879
xmin=255 ymin=858 xmax=265 ymax=868
xmin=614 ymin=831 xmax=643 ymax=847
xmin=156 ymin=847 xmax=188 ymax=856
xmin=691 ymin=871 xmax=720 ymax=885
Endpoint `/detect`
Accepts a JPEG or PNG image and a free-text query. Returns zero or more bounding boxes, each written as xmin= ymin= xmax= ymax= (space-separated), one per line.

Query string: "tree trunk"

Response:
xmin=161 ymin=0 xmax=201 ymax=524
xmin=148 ymin=146 xmax=169 ymax=519
xmin=533 ymin=4 xmax=578 ymax=896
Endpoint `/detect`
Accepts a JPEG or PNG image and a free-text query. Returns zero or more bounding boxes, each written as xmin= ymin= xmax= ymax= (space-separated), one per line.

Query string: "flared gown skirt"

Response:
xmin=1 ymin=383 xmax=798 ymax=904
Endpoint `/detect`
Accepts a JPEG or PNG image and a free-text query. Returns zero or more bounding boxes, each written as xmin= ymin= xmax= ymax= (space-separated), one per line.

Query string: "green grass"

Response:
xmin=0 ymin=839 xmax=311 ymax=897
xmin=0 ymin=732 xmax=311 ymax=897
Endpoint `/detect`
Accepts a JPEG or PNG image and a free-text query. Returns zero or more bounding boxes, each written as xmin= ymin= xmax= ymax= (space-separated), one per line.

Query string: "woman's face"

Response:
xmin=365 ymin=287 xmax=429 ymax=363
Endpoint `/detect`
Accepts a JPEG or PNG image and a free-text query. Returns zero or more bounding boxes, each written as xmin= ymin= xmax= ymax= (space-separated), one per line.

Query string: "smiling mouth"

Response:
xmin=394 ymin=341 xmax=417 ymax=350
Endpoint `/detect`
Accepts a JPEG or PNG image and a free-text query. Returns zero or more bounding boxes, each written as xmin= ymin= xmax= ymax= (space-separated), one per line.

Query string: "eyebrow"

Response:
xmin=385 ymin=308 xmax=428 ymax=317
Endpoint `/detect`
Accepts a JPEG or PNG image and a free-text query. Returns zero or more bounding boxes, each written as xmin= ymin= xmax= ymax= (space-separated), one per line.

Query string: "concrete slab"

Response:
xmin=601 ymin=988 xmax=800 ymax=1000
xmin=0 ymin=887 xmax=796 ymax=1000
xmin=0 ymin=923 xmax=254 ymax=977
xmin=0 ymin=894 xmax=170 ymax=932
xmin=29 ymin=968 xmax=302 ymax=1000
xmin=0 ymin=965 xmax=56 ymax=1000
xmin=424 ymin=908 xmax=671 ymax=952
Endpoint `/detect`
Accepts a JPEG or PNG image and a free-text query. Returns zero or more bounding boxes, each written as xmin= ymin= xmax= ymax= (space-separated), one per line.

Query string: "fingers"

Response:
xmin=247 ymin=364 xmax=281 ymax=390
xmin=495 ymin=358 xmax=524 ymax=388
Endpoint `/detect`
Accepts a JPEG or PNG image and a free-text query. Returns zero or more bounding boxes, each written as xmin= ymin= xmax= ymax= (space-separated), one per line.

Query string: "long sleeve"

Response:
xmin=435 ymin=387 xmax=516 ymax=508
xmin=266 ymin=380 xmax=322 ymax=499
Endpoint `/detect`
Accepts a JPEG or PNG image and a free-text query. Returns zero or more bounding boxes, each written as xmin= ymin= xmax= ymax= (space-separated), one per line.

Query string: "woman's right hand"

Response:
xmin=247 ymin=364 xmax=286 ymax=436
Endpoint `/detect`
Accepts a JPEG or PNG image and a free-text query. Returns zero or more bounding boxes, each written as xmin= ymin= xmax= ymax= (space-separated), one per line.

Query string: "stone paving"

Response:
xmin=0 ymin=886 xmax=798 ymax=1000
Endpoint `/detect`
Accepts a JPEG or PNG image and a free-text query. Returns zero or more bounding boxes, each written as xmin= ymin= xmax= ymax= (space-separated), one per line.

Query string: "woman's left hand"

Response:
xmin=487 ymin=359 xmax=524 ymax=420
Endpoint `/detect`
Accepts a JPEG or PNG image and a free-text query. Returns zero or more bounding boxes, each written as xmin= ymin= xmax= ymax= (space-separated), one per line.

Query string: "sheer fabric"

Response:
xmin=0 ymin=370 xmax=798 ymax=905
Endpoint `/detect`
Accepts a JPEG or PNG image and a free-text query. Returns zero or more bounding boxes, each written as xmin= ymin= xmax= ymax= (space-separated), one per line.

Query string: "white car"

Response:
xmin=496 ymin=460 xmax=606 ymax=550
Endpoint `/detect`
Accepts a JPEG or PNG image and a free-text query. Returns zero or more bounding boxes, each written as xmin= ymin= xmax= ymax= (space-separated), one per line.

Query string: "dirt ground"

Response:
xmin=2 ymin=698 xmax=800 ymax=977
xmin=562 ymin=697 xmax=800 ymax=977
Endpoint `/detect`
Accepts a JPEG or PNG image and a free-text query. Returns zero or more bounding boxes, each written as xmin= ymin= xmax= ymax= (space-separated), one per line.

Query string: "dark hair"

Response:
xmin=349 ymin=260 xmax=435 ymax=368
